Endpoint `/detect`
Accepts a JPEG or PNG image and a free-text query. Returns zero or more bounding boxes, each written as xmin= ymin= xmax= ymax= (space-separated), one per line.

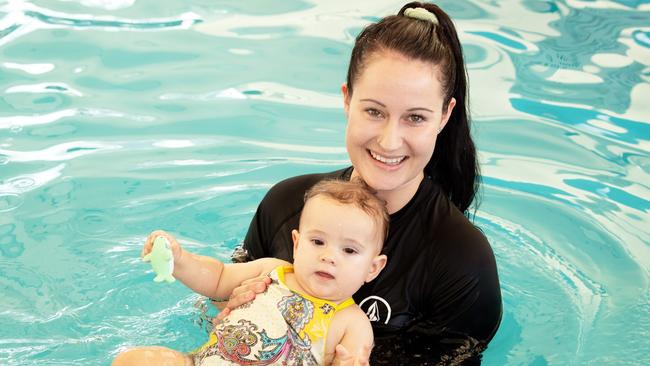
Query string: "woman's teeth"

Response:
xmin=370 ymin=151 xmax=405 ymax=165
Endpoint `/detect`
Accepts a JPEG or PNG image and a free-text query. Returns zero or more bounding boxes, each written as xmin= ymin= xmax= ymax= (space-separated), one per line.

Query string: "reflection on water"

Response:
xmin=0 ymin=0 xmax=648 ymax=365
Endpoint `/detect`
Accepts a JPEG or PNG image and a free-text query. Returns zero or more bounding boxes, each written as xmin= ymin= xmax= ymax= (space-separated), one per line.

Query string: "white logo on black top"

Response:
xmin=358 ymin=296 xmax=391 ymax=324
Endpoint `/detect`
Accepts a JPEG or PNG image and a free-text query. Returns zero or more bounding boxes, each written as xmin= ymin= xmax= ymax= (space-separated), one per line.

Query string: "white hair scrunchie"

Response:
xmin=404 ymin=7 xmax=439 ymax=25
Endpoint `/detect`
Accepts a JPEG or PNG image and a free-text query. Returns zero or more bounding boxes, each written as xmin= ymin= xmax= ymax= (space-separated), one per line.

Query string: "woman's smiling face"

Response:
xmin=343 ymin=51 xmax=455 ymax=210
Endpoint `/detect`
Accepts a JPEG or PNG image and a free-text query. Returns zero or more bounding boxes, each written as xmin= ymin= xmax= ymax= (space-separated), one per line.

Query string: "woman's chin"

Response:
xmin=360 ymin=172 xmax=404 ymax=193
xmin=356 ymin=164 xmax=425 ymax=197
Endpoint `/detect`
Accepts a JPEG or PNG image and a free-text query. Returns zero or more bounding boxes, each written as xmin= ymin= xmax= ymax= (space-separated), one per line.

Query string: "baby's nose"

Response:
xmin=319 ymin=250 xmax=335 ymax=264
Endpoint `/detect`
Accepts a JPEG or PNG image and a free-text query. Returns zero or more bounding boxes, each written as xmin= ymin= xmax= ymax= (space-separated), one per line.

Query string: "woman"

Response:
xmin=227 ymin=2 xmax=502 ymax=364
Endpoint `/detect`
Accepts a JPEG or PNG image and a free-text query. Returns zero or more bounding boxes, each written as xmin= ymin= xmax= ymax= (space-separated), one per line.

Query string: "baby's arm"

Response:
xmin=325 ymin=305 xmax=373 ymax=365
xmin=174 ymin=249 xmax=283 ymax=299
xmin=144 ymin=231 xmax=285 ymax=299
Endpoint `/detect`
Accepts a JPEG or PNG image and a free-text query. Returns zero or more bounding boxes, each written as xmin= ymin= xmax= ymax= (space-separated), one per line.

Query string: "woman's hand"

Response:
xmin=211 ymin=275 xmax=272 ymax=325
xmin=331 ymin=344 xmax=371 ymax=366
xmin=141 ymin=230 xmax=183 ymax=262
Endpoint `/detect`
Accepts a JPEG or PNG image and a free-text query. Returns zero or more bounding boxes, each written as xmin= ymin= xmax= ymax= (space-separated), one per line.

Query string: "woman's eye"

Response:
xmin=408 ymin=114 xmax=426 ymax=123
xmin=311 ymin=239 xmax=324 ymax=246
xmin=343 ymin=248 xmax=357 ymax=254
xmin=365 ymin=108 xmax=384 ymax=119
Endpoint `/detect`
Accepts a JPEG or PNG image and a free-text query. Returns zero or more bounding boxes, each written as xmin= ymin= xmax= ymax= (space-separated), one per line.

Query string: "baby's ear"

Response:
xmin=365 ymin=254 xmax=387 ymax=283
xmin=291 ymin=229 xmax=300 ymax=252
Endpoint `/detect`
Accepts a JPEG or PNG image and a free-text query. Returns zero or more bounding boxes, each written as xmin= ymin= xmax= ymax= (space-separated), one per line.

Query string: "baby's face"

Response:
xmin=291 ymin=195 xmax=386 ymax=303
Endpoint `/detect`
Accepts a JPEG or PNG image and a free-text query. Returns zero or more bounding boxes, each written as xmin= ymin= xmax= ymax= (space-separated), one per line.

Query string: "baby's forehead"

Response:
xmin=306 ymin=194 xmax=363 ymax=211
xmin=303 ymin=195 xmax=385 ymax=242
xmin=304 ymin=196 xmax=374 ymax=223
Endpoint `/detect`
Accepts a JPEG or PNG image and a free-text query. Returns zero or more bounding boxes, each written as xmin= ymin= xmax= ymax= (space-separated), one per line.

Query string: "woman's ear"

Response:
xmin=365 ymin=254 xmax=387 ymax=283
xmin=439 ymin=97 xmax=456 ymax=132
xmin=341 ymin=83 xmax=350 ymax=118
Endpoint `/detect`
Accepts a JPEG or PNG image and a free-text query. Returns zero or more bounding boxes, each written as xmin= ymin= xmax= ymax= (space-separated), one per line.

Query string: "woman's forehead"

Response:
xmin=354 ymin=52 xmax=444 ymax=96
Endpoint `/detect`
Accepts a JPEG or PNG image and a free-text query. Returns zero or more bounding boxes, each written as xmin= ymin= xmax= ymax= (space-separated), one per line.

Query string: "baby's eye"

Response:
xmin=343 ymin=247 xmax=358 ymax=255
xmin=365 ymin=108 xmax=384 ymax=119
xmin=407 ymin=114 xmax=426 ymax=123
xmin=311 ymin=239 xmax=324 ymax=246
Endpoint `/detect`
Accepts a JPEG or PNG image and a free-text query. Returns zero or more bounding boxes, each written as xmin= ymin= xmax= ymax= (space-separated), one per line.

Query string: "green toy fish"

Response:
xmin=142 ymin=236 xmax=176 ymax=283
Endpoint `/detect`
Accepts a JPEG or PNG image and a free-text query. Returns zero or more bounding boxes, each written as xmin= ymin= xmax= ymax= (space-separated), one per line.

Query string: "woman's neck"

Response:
xmin=351 ymin=169 xmax=424 ymax=214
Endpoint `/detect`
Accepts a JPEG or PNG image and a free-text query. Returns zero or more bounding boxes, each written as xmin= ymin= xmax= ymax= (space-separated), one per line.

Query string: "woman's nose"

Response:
xmin=377 ymin=119 xmax=401 ymax=151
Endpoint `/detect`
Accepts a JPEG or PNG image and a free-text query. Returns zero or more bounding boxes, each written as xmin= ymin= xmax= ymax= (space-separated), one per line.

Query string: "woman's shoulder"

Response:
xmin=261 ymin=168 xmax=351 ymax=207
xmin=411 ymin=183 xmax=494 ymax=266
xmin=436 ymin=203 xmax=493 ymax=265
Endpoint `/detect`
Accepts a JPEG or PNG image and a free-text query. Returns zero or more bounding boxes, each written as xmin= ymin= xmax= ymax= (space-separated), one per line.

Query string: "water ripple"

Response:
xmin=161 ymin=82 xmax=342 ymax=109
xmin=510 ymin=98 xmax=649 ymax=148
xmin=2 ymin=62 xmax=55 ymax=75
xmin=0 ymin=109 xmax=77 ymax=130
xmin=0 ymin=193 xmax=23 ymax=213
xmin=0 ymin=108 xmax=155 ymax=131
xmin=72 ymin=209 xmax=116 ymax=237
xmin=632 ymin=29 xmax=650 ymax=48
xmin=0 ymin=22 xmax=20 ymax=39
xmin=5 ymin=82 xmax=83 ymax=96
xmin=6 ymin=176 xmax=36 ymax=190
xmin=468 ymin=30 xmax=537 ymax=53
xmin=0 ymin=2 xmax=202 ymax=48
xmin=0 ymin=1 xmax=202 ymax=30
xmin=479 ymin=209 xmax=604 ymax=361
xmin=23 ymin=10 xmax=202 ymax=30
xmin=194 ymin=2 xmax=405 ymax=42
xmin=239 ymin=139 xmax=346 ymax=154
xmin=0 ymin=141 xmax=121 ymax=162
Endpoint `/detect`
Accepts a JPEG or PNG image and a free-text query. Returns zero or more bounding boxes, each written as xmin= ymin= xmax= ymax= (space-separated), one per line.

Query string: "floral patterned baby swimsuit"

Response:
xmin=192 ymin=265 xmax=355 ymax=365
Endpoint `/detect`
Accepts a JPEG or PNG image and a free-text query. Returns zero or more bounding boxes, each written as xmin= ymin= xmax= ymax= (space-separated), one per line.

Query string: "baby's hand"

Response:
xmin=142 ymin=230 xmax=183 ymax=262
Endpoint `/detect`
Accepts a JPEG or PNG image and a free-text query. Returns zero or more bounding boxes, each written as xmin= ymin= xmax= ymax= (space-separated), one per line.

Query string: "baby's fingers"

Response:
xmin=141 ymin=230 xmax=168 ymax=258
xmin=141 ymin=236 xmax=155 ymax=258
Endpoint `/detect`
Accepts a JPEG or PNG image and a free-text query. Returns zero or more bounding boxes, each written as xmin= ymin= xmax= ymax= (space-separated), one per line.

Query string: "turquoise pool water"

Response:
xmin=1 ymin=0 xmax=648 ymax=365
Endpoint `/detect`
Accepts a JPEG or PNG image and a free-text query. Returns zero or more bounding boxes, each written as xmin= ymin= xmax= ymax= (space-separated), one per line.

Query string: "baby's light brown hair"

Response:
xmin=303 ymin=178 xmax=389 ymax=249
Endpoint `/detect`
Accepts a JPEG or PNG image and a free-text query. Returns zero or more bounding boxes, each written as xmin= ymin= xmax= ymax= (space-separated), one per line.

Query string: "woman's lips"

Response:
xmin=369 ymin=149 xmax=406 ymax=165
xmin=367 ymin=150 xmax=407 ymax=170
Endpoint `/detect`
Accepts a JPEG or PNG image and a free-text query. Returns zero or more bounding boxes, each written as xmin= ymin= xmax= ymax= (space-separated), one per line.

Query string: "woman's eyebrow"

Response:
xmin=360 ymin=98 xmax=433 ymax=113
xmin=406 ymin=107 xmax=434 ymax=113
xmin=359 ymin=98 xmax=385 ymax=106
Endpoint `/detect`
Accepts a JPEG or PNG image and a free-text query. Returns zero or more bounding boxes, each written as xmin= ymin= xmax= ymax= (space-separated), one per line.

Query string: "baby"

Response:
xmin=113 ymin=179 xmax=389 ymax=366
